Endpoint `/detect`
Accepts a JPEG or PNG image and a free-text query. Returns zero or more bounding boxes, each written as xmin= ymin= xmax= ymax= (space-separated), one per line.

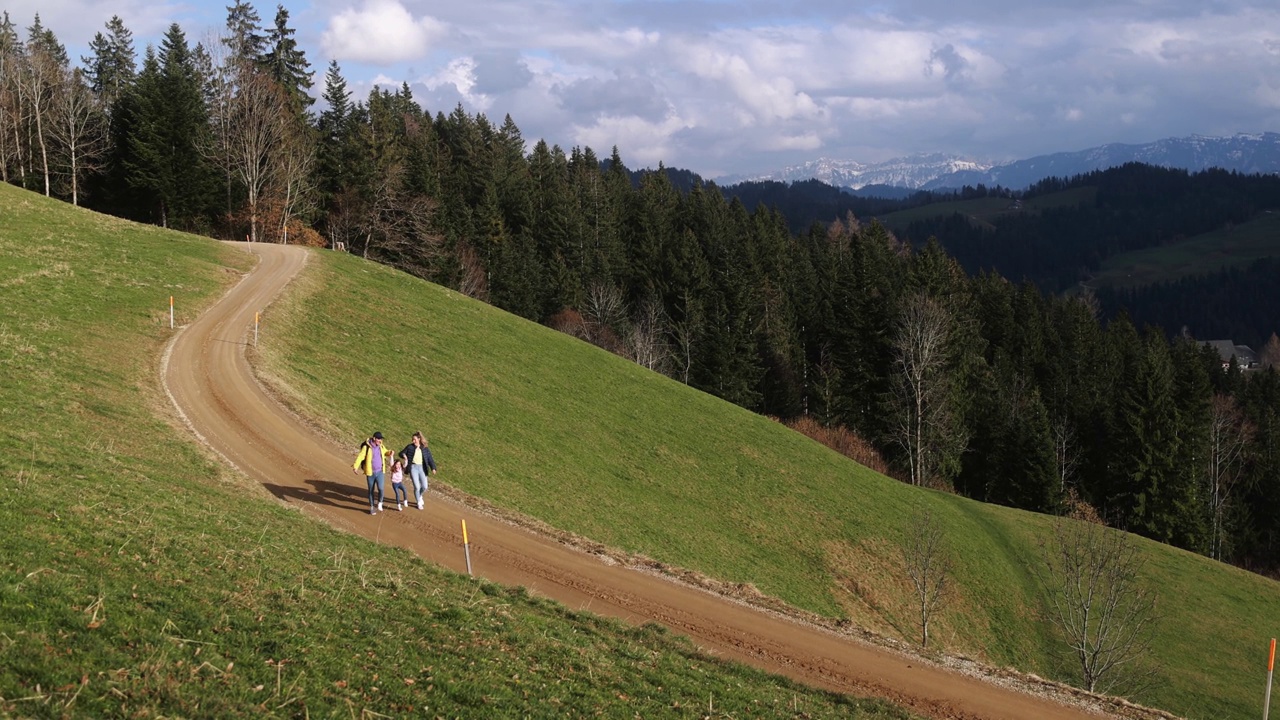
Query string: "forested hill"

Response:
xmin=7 ymin=8 xmax=1280 ymax=574
xmin=892 ymin=164 xmax=1280 ymax=293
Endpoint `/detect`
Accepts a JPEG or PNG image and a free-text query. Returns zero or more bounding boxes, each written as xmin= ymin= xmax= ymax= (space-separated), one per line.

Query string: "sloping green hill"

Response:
xmin=0 ymin=183 xmax=912 ymax=718
xmin=259 ymin=213 xmax=1280 ymax=718
xmin=877 ymin=186 xmax=1098 ymax=231
xmin=1086 ymin=209 xmax=1280 ymax=290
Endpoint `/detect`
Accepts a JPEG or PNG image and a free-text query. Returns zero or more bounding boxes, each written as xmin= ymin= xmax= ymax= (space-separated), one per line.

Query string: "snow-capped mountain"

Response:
xmin=922 ymin=132 xmax=1280 ymax=190
xmin=720 ymin=153 xmax=993 ymax=190
xmin=724 ymin=133 xmax=1280 ymax=192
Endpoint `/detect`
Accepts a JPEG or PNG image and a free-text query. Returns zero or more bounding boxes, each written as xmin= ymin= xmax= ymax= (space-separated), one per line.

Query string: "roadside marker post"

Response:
xmin=1265 ymin=638 xmax=1276 ymax=720
xmin=462 ymin=519 xmax=473 ymax=576
xmin=169 ymin=296 xmax=174 ymax=329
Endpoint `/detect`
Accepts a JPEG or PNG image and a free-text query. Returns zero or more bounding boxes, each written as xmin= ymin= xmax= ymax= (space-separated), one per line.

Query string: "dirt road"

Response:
xmin=163 ymin=242 xmax=1111 ymax=720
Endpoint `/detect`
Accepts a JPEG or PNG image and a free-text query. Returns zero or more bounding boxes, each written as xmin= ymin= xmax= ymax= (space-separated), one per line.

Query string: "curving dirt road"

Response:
xmin=163 ymin=242 xmax=1112 ymax=720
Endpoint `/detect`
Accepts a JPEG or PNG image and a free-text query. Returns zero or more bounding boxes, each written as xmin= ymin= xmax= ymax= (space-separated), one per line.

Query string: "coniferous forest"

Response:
xmin=4 ymin=6 xmax=1280 ymax=574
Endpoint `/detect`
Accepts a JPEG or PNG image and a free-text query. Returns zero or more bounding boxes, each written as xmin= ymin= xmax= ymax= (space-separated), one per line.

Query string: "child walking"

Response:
xmin=389 ymin=459 xmax=409 ymax=511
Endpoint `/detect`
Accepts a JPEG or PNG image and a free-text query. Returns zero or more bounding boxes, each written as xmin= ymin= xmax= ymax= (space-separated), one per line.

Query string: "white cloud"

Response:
xmin=571 ymin=114 xmax=689 ymax=168
xmin=321 ymin=0 xmax=448 ymax=65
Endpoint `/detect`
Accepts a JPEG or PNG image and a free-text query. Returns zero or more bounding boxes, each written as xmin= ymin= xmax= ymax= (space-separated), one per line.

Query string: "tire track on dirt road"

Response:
xmin=163 ymin=241 xmax=1113 ymax=720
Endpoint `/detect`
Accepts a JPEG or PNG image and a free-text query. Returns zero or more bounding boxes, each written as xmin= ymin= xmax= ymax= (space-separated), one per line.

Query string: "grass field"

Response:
xmin=258 ymin=220 xmax=1280 ymax=719
xmin=1086 ymin=210 xmax=1280 ymax=290
xmin=877 ymin=186 xmax=1097 ymax=231
xmin=0 ymin=184 xmax=917 ymax=719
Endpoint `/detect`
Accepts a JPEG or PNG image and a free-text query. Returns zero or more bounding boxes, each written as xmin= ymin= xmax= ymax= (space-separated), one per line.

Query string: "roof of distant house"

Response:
xmin=1205 ymin=340 xmax=1260 ymax=367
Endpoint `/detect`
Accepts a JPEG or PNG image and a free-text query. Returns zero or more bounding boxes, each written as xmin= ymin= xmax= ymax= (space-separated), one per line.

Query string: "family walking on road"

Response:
xmin=353 ymin=431 xmax=438 ymax=515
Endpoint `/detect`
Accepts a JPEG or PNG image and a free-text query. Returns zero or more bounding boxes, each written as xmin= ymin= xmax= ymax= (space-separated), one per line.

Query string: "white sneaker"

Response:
xmin=397 ymin=502 xmax=403 ymax=511
xmin=377 ymin=501 xmax=383 ymax=511
xmin=370 ymin=506 xmax=376 ymax=515
xmin=417 ymin=498 xmax=423 ymax=510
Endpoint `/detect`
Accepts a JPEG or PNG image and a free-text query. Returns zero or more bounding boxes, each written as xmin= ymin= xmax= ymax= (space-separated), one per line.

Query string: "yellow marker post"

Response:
xmin=462 ymin=519 xmax=473 ymax=576
xmin=169 ymin=296 xmax=174 ymax=329
xmin=1265 ymin=638 xmax=1276 ymax=720
xmin=254 ymin=311 xmax=259 ymax=346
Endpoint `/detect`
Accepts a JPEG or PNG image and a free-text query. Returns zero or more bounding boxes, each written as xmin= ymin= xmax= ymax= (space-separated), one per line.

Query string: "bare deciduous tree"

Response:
xmin=0 ymin=19 xmax=24 ymax=184
xmin=583 ymin=280 xmax=626 ymax=347
xmin=455 ymin=240 xmax=489 ymax=300
xmin=899 ymin=505 xmax=951 ymax=647
xmin=270 ymin=112 xmax=314 ymax=243
xmin=1038 ymin=516 xmax=1158 ymax=694
xmin=890 ymin=292 xmax=965 ymax=488
xmin=1051 ymin=415 xmax=1080 ymax=494
xmin=19 ymin=36 xmax=59 ymax=196
xmin=628 ymin=294 xmax=670 ymax=373
xmin=225 ymin=69 xmax=287 ymax=242
xmin=1206 ymin=394 xmax=1254 ymax=560
xmin=48 ymin=66 xmax=105 ymax=206
xmin=1261 ymin=333 xmax=1280 ymax=370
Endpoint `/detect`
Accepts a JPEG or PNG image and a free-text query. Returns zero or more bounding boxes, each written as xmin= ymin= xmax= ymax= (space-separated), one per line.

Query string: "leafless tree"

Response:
xmin=1206 ymin=394 xmax=1255 ymax=560
xmin=890 ymin=292 xmax=965 ymax=487
xmin=584 ymin=280 xmax=627 ymax=345
xmin=1051 ymin=415 xmax=1080 ymax=494
xmin=270 ymin=112 xmax=315 ymax=243
xmin=455 ymin=240 xmax=489 ymax=300
xmin=198 ymin=31 xmax=237 ymax=219
xmin=225 ymin=69 xmax=287 ymax=242
xmin=47 ymin=66 xmax=105 ymax=206
xmin=899 ymin=505 xmax=951 ymax=647
xmin=0 ymin=20 xmax=23 ymax=184
xmin=628 ymin=294 xmax=670 ymax=373
xmin=18 ymin=36 xmax=59 ymax=196
xmin=1037 ymin=517 xmax=1158 ymax=694
xmin=1261 ymin=333 xmax=1280 ymax=370
xmin=812 ymin=345 xmax=842 ymax=425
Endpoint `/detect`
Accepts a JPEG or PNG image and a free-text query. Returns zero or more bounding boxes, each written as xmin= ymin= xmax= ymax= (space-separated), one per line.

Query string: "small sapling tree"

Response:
xmin=900 ymin=504 xmax=951 ymax=648
xmin=1038 ymin=508 xmax=1158 ymax=693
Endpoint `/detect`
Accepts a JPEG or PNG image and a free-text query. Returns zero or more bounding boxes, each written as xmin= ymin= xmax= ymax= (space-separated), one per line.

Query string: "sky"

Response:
xmin=10 ymin=0 xmax=1280 ymax=179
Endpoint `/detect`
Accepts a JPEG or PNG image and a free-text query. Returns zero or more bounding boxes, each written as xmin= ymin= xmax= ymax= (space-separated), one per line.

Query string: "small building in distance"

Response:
xmin=1204 ymin=340 xmax=1261 ymax=371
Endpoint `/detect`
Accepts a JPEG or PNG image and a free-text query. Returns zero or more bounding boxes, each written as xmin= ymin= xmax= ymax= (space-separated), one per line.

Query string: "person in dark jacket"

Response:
xmin=399 ymin=431 xmax=438 ymax=510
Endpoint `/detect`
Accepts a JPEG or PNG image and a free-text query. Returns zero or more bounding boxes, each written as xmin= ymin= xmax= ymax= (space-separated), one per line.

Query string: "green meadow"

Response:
xmin=877 ymin=186 xmax=1097 ymax=231
xmin=1087 ymin=209 xmax=1280 ymax=290
xmin=4 ymin=179 xmax=1280 ymax=719
xmin=0 ymin=183 xmax=914 ymax=719
xmin=261 ymin=207 xmax=1279 ymax=719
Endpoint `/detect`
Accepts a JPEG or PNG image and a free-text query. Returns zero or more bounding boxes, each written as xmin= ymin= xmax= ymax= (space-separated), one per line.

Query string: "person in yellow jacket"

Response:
xmin=353 ymin=431 xmax=394 ymax=514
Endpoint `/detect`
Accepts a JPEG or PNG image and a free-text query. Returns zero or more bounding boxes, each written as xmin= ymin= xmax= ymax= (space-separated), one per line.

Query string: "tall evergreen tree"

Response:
xmin=261 ymin=4 xmax=312 ymax=110
xmin=81 ymin=15 xmax=135 ymax=111
xmin=223 ymin=0 xmax=266 ymax=68
xmin=122 ymin=25 xmax=215 ymax=228
xmin=1108 ymin=327 xmax=1184 ymax=541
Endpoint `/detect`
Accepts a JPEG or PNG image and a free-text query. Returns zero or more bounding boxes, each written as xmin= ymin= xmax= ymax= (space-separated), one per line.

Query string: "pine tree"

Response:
xmin=1108 ymin=327 xmax=1183 ymax=541
xmin=261 ymin=4 xmax=312 ymax=110
xmin=123 ymin=25 xmax=215 ymax=228
xmin=81 ymin=16 xmax=135 ymax=111
xmin=223 ymin=0 xmax=266 ymax=68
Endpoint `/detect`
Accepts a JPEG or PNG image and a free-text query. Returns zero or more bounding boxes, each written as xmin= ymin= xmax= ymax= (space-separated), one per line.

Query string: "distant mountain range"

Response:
xmin=721 ymin=132 xmax=1280 ymax=194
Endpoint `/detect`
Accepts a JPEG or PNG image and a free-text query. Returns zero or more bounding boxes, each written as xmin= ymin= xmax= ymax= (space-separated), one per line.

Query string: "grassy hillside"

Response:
xmin=877 ymin=186 xmax=1097 ymax=231
xmin=0 ymin=183 xmax=915 ymax=719
xmin=258 ymin=233 xmax=1280 ymax=719
xmin=1086 ymin=210 xmax=1280 ymax=290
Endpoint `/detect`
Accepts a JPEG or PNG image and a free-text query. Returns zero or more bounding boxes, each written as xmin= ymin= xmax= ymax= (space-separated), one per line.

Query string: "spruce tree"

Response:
xmin=81 ymin=16 xmax=136 ymax=111
xmin=262 ymin=4 xmax=313 ymax=110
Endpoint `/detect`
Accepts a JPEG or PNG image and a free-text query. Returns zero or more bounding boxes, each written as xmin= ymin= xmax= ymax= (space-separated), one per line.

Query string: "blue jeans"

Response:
xmin=367 ymin=471 xmax=385 ymax=507
xmin=392 ymin=482 xmax=408 ymax=504
xmin=409 ymin=464 xmax=427 ymax=498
